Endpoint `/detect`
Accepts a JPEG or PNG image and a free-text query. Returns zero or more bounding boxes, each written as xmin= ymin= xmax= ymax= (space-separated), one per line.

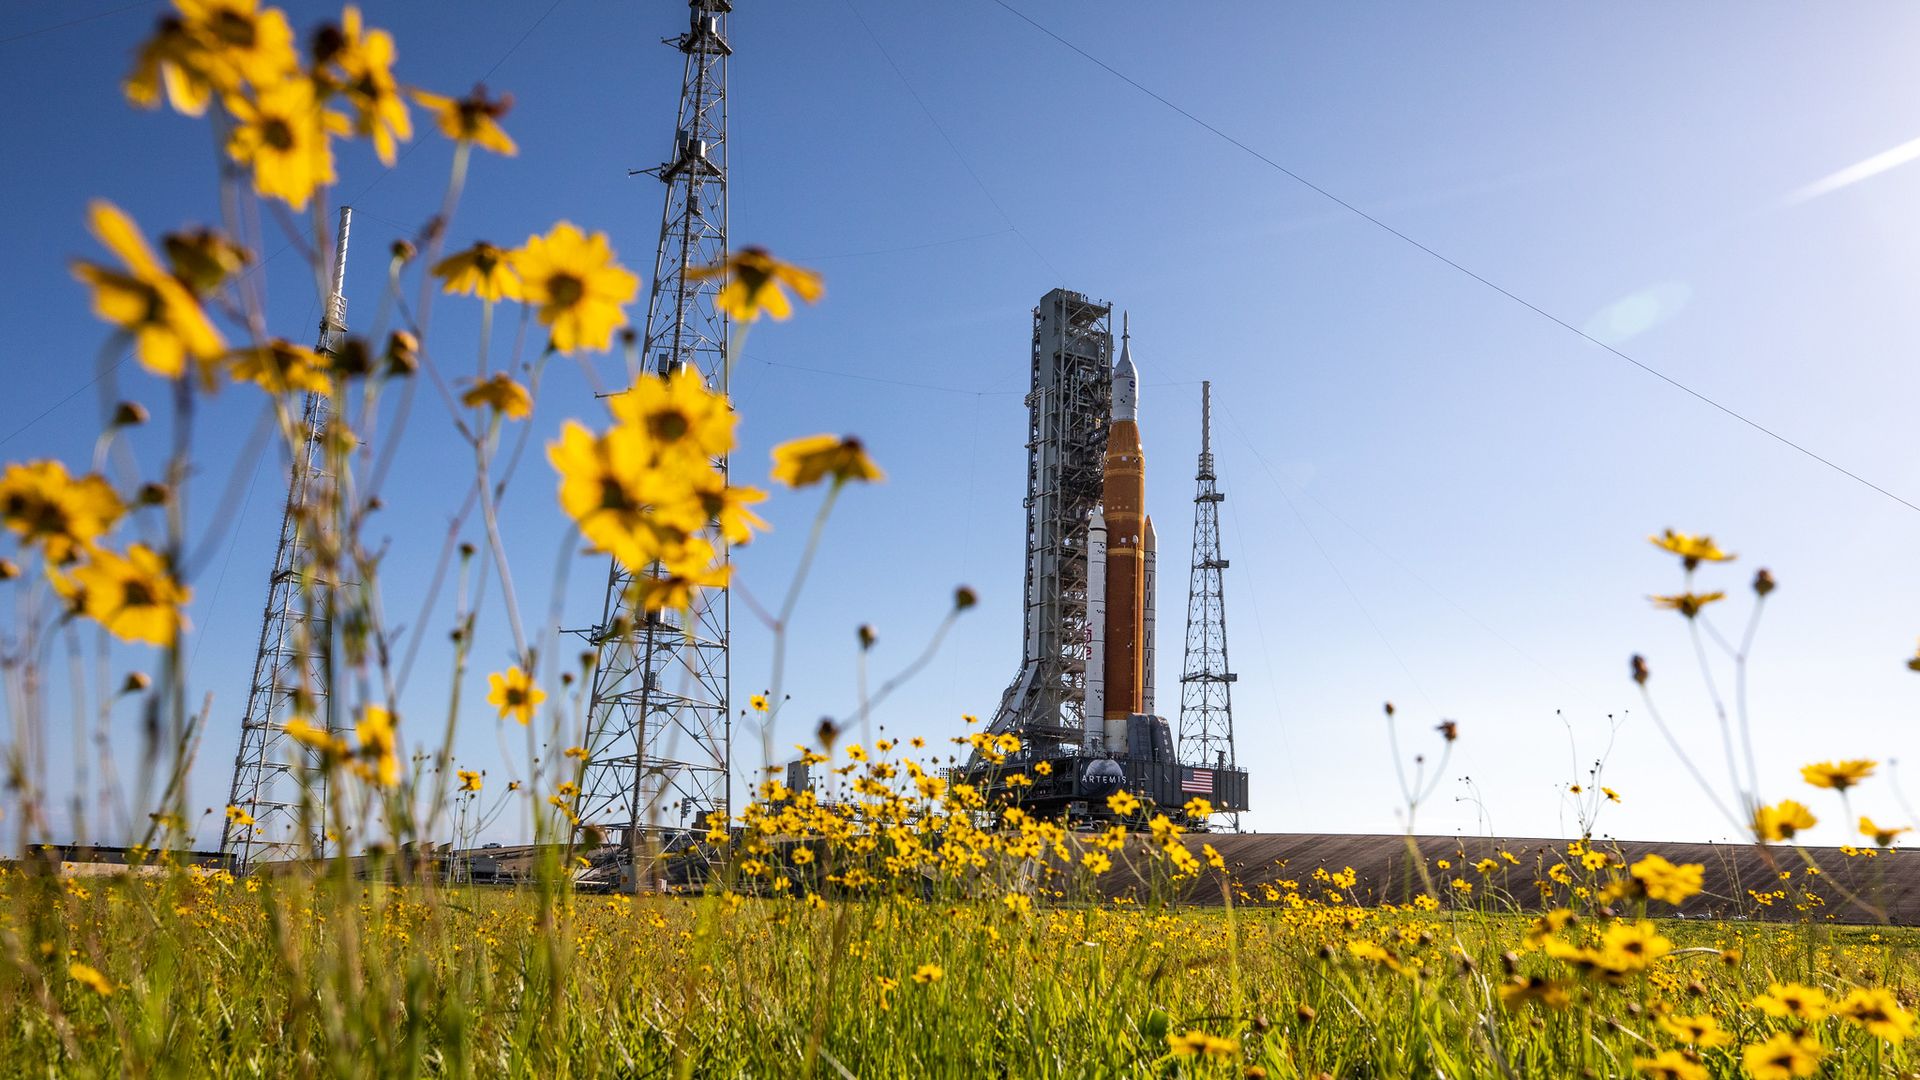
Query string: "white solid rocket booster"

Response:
xmin=1085 ymin=511 xmax=1107 ymax=751
xmin=1142 ymin=515 xmax=1157 ymax=717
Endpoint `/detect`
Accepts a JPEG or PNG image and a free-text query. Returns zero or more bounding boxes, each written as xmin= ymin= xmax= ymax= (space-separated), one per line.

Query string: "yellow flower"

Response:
xmin=1658 ymin=1014 xmax=1732 ymax=1048
xmin=1629 ymin=854 xmax=1704 ymax=905
xmin=284 ymin=716 xmax=346 ymax=756
xmin=1837 ymin=986 xmax=1915 ymax=1043
xmin=461 ymin=373 xmax=533 ymax=420
xmin=1106 ymin=790 xmax=1140 ymax=817
xmin=0 ymin=461 xmax=124 ymax=564
xmin=631 ymin=543 xmax=729 ymax=615
xmin=224 ymin=804 xmax=254 ymax=826
xmin=72 ymin=201 xmax=226 ymax=381
xmin=1602 ymin=786 xmax=1621 ymax=803
xmin=54 ymin=543 xmax=191 ymax=646
xmin=353 ymin=705 xmax=399 ymax=786
xmin=770 ymin=434 xmax=884 ymax=489
xmin=512 ymin=222 xmax=639 ymax=354
xmin=1649 ymin=529 xmax=1735 ymax=568
xmin=790 ymin=846 xmax=814 ymax=865
xmin=749 ymin=694 xmax=769 ymax=712
xmin=609 ymin=368 xmax=735 ymax=464
xmin=319 ymin=6 xmax=410 ymax=166
xmin=1346 ymin=940 xmax=1401 ymax=971
xmin=1164 ymin=1029 xmax=1236 ymax=1059
xmin=1002 ymin=892 xmax=1033 ymax=915
xmin=456 ymin=769 xmax=482 ymax=792
xmin=1801 ymin=759 xmax=1876 ymax=791
xmin=227 ymin=340 xmax=332 ymax=395
xmin=431 ymin=242 xmax=522 ymax=302
xmin=1183 ymin=797 xmax=1213 ymax=818
xmin=487 ymin=666 xmax=545 ymax=725
xmin=1633 ymin=1050 xmax=1707 ymax=1080
xmin=686 ymin=247 xmax=823 ymax=323
xmin=1861 ymin=816 xmax=1909 ymax=847
xmin=1741 ymin=1032 xmax=1822 ymax=1080
xmin=910 ymin=963 xmax=942 ymax=985
xmin=68 ymin=962 xmax=113 ymax=997
xmin=1497 ymin=976 xmax=1570 ymax=1010
xmin=1596 ymin=920 xmax=1671 ymax=972
xmin=1202 ymin=844 xmax=1225 ymax=871
xmin=125 ymin=0 xmax=298 ymax=116
xmin=1525 ymin=908 xmax=1576 ymax=947
xmin=547 ymin=421 xmax=671 ymax=570
xmin=162 ymin=227 xmax=250 ymax=295
xmin=1649 ymin=592 xmax=1725 ymax=619
xmin=1081 ymin=851 xmax=1111 ymax=875
xmin=225 ymin=75 xmax=351 ymax=211
xmin=413 ymin=85 xmax=516 ymax=155
xmin=1753 ymin=800 xmax=1817 ymax=843
xmin=1751 ymin=982 xmax=1831 ymax=1021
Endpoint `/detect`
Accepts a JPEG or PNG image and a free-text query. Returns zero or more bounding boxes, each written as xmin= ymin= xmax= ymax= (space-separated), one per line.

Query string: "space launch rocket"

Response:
xmin=1085 ymin=316 xmax=1155 ymax=754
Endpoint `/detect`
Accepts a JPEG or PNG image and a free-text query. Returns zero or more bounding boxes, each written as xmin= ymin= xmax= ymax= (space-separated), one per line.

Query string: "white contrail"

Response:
xmin=1786 ymin=134 xmax=1920 ymax=205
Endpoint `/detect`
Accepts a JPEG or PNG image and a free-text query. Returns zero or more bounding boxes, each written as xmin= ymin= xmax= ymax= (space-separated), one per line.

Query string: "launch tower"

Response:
xmin=984 ymin=289 xmax=1112 ymax=752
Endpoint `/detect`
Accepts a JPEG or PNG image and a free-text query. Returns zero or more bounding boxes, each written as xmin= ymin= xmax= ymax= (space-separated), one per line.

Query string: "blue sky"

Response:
xmin=5 ymin=2 xmax=1920 ymax=848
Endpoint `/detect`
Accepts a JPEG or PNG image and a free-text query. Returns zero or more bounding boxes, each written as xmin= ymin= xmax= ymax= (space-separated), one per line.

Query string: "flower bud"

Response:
xmin=112 ymin=401 xmax=149 ymax=428
xmin=1753 ymin=567 xmax=1776 ymax=597
xmin=333 ymin=336 xmax=373 ymax=378
xmin=384 ymin=331 xmax=419 ymax=378
xmin=953 ymin=585 xmax=978 ymax=611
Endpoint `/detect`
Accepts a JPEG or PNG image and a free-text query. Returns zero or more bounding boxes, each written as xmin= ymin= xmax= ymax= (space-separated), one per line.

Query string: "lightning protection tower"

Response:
xmin=575 ymin=0 xmax=733 ymax=860
xmin=221 ymin=207 xmax=351 ymax=869
xmin=1177 ymin=381 xmax=1240 ymax=829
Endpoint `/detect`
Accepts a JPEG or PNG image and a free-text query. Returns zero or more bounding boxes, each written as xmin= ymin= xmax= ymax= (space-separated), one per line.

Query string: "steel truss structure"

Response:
xmin=985 ymin=289 xmax=1113 ymax=754
xmin=574 ymin=1 xmax=733 ymax=855
xmin=1177 ymin=381 xmax=1240 ymax=826
xmin=221 ymin=208 xmax=352 ymax=869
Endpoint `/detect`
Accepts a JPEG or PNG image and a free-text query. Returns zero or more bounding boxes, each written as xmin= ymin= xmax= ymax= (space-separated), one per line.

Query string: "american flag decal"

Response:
xmin=1181 ymin=768 xmax=1213 ymax=795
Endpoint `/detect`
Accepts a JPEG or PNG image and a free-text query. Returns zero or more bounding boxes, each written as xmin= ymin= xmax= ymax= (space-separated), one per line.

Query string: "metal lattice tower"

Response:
xmin=574 ymin=1 xmax=732 ymax=851
xmin=221 ymin=207 xmax=352 ymax=869
xmin=1178 ymin=381 xmax=1238 ymax=823
xmin=985 ymin=290 xmax=1113 ymax=754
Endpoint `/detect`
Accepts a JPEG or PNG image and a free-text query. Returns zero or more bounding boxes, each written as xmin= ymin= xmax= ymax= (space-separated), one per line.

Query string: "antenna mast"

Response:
xmin=221 ymin=206 xmax=351 ymax=869
xmin=573 ymin=0 xmax=733 ymax=878
xmin=1178 ymin=380 xmax=1241 ymax=829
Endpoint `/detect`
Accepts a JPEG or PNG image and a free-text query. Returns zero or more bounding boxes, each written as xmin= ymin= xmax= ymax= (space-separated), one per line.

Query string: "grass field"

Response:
xmin=7 ymin=854 xmax=1919 ymax=1078
xmin=6 ymin=4 xmax=1919 ymax=1077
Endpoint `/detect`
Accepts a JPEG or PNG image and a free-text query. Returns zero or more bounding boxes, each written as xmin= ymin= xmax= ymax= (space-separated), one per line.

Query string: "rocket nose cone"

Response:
xmin=1113 ymin=339 xmax=1138 ymax=422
